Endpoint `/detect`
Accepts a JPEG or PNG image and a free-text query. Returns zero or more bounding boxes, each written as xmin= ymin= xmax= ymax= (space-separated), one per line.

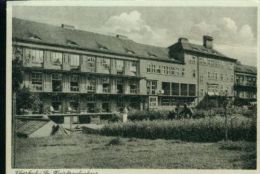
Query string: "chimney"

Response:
xmin=61 ymin=24 xmax=75 ymax=30
xmin=203 ymin=35 xmax=213 ymax=49
xmin=178 ymin=37 xmax=189 ymax=44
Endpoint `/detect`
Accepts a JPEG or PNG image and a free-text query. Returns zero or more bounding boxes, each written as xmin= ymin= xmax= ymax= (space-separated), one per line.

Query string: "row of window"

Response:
xmin=50 ymin=95 xmax=140 ymax=113
xmin=22 ymin=48 xmax=138 ymax=75
xmin=146 ymin=80 xmax=196 ymax=96
xmin=198 ymin=57 xmax=233 ymax=70
xmin=204 ymin=72 xmax=234 ymax=82
xmin=236 ymin=75 xmax=256 ymax=86
xmin=147 ymin=64 xmax=185 ymax=77
xmin=148 ymin=96 xmax=195 ymax=107
xmin=31 ymin=72 xmax=139 ymax=94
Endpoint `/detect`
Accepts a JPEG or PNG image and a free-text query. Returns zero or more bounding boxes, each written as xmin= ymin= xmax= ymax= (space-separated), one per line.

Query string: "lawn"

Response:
xmin=14 ymin=133 xmax=256 ymax=169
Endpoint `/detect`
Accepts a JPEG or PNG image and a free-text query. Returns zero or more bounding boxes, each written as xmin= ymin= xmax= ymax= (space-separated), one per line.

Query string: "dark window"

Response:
xmin=52 ymin=73 xmax=62 ymax=92
xmin=102 ymin=103 xmax=110 ymax=112
xmin=51 ymin=96 xmax=62 ymax=112
xmin=172 ymin=83 xmax=179 ymax=96
xmin=117 ymin=79 xmax=123 ymax=94
xmin=161 ymin=97 xmax=171 ymax=106
xmin=181 ymin=84 xmax=188 ymax=96
xmin=102 ymin=78 xmax=110 ymax=93
xmin=87 ymin=77 xmax=96 ymax=93
xmin=162 ymin=82 xmax=170 ymax=95
xmin=70 ymin=75 xmax=79 ymax=91
xmin=130 ymin=80 xmax=138 ymax=94
xmin=189 ymin=84 xmax=196 ymax=96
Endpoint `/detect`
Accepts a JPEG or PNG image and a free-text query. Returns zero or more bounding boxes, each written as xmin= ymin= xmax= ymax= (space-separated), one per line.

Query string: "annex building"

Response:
xmin=12 ymin=18 xmax=257 ymax=114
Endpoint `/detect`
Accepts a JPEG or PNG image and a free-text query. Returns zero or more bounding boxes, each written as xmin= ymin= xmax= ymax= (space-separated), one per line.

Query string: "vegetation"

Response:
xmin=99 ymin=116 xmax=256 ymax=142
xmin=14 ymin=134 xmax=256 ymax=169
xmin=16 ymin=87 xmax=43 ymax=114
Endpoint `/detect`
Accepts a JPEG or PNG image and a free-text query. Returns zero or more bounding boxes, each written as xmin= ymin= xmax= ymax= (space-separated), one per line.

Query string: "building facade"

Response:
xmin=234 ymin=64 xmax=257 ymax=105
xmin=12 ymin=18 xmax=256 ymax=114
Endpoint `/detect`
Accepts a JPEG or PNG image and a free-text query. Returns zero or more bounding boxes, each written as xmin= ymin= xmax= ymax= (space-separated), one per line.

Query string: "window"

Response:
xmin=147 ymin=64 xmax=151 ymax=73
xmin=152 ymin=65 xmax=156 ymax=73
xmin=86 ymin=96 xmax=96 ymax=113
xmin=149 ymin=96 xmax=157 ymax=107
xmin=31 ymin=72 xmax=43 ymax=91
xmin=130 ymin=61 xmax=137 ymax=76
xmin=70 ymin=75 xmax=79 ymax=92
xmin=162 ymin=82 xmax=170 ymax=95
xmin=147 ymin=80 xmax=157 ymax=95
xmin=100 ymin=58 xmax=110 ymax=70
xmin=25 ymin=48 xmax=43 ymax=65
xmin=116 ymin=78 xmax=123 ymax=94
xmin=156 ymin=66 xmax=161 ymax=74
xmin=162 ymin=66 xmax=166 ymax=74
xmin=129 ymin=97 xmax=140 ymax=110
xmin=70 ymin=54 xmax=80 ymax=68
xmin=69 ymin=96 xmax=79 ymax=112
xmin=116 ymin=60 xmax=124 ymax=75
xmin=102 ymin=78 xmax=110 ymax=93
xmin=51 ymin=52 xmax=62 ymax=65
xmin=52 ymin=73 xmax=62 ymax=92
xmin=181 ymin=84 xmax=188 ymax=96
xmin=130 ymin=80 xmax=138 ymax=94
xmin=170 ymin=67 xmax=175 ymax=75
xmin=161 ymin=97 xmax=171 ymax=106
xmin=85 ymin=56 xmax=95 ymax=72
xmin=172 ymin=83 xmax=179 ymax=96
xmin=87 ymin=77 xmax=96 ymax=93
xmin=51 ymin=96 xmax=62 ymax=112
xmin=102 ymin=103 xmax=110 ymax=112
xmin=188 ymin=84 xmax=196 ymax=96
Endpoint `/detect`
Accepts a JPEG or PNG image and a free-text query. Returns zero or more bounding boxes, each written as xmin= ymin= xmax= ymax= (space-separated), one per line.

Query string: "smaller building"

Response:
xmin=234 ymin=64 xmax=257 ymax=105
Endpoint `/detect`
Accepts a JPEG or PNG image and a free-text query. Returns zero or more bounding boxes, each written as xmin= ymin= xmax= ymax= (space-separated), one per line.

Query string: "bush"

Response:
xmin=128 ymin=110 xmax=170 ymax=121
xmin=99 ymin=116 xmax=256 ymax=142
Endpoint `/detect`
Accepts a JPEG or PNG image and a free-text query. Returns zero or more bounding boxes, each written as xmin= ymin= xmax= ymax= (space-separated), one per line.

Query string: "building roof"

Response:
xmin=13 ymin=18 xmax=181 ymax=63
xmin=16 ymin=118 xmax=50 ymax=136
xmin=13 ymin=18 xmax=236 ymax=63
xmin=235 ymin=64 xmax=257 ymax=74
xmin=169 ymin=39 xmax=236 ymax=61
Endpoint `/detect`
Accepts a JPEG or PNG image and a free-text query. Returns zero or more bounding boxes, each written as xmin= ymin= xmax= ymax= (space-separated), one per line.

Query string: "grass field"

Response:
xmin=14 ymin=133 xmax=256 ymax=169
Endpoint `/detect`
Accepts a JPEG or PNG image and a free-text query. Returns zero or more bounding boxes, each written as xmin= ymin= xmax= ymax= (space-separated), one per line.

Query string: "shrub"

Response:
xmin=128 ymin=110 xmax=170 ymax=121
xmin=99 ymin=116 xmax=256 ymax=142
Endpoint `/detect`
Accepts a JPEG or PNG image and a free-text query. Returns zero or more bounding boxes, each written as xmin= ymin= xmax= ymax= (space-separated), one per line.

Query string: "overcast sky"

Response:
xmin=13 ymin=6 xmax=257 ymax=66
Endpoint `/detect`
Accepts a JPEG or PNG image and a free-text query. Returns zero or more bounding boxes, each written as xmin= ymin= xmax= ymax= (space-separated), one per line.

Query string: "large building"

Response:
xmin=12 ymin=18 xmax=256 ymax=114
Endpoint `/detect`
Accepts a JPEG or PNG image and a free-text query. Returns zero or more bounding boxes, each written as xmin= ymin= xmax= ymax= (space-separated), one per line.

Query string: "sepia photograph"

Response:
xmin=6 ymin=1 xmax=259 ymax=173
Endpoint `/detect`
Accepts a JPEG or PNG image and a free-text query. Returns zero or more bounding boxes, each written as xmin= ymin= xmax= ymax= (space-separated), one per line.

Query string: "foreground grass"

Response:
xmin=14 ymin=134 xmax=256 ymax=169
xmin=100 ymin=116 xmax=256 ymax=142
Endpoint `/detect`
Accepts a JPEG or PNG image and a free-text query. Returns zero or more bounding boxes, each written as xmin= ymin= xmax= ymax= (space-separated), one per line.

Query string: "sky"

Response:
xmin=12 ymin=6 xmax=257 ymax=66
